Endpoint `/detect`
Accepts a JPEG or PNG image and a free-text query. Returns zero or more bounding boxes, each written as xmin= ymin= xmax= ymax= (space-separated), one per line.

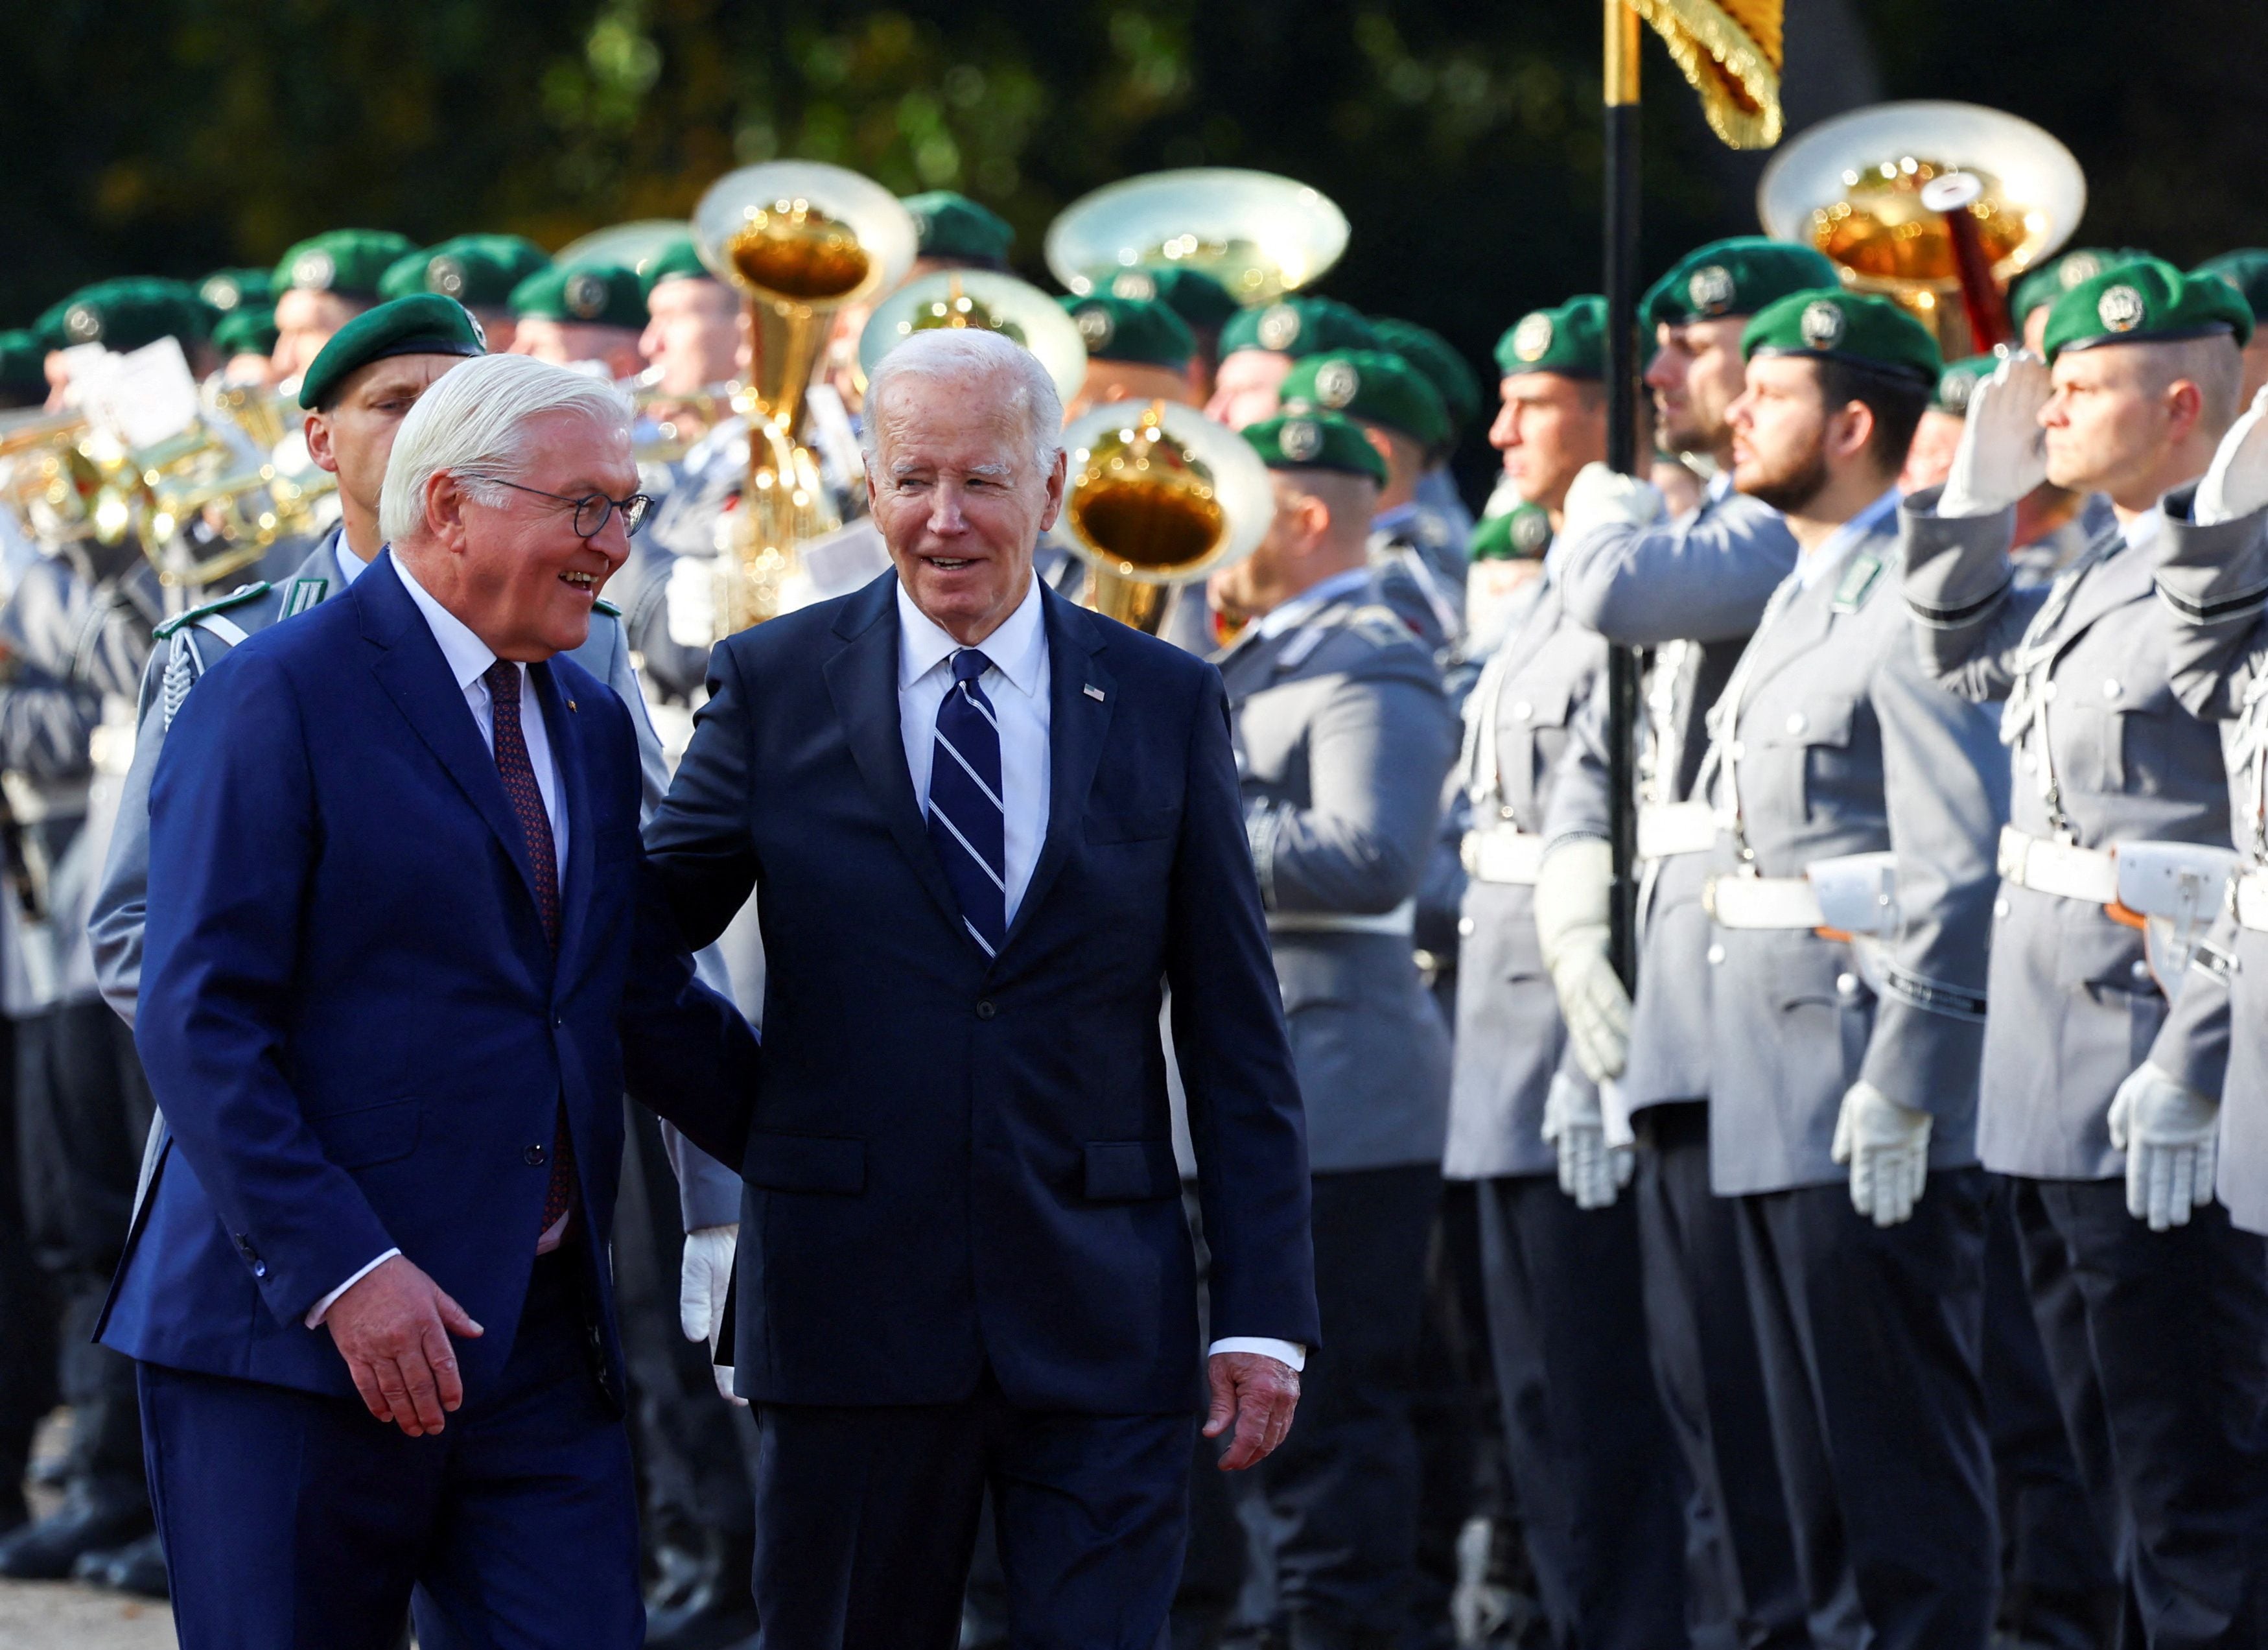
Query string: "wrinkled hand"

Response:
xmin=679 ymin=1223 xmax=743 ymax=1404
xmin=2109 ymin=1063 xmax=2220 ymax=1231
xmin=2195 ymin=384 xmax=2268 ymax=526
xmin=1939 ymin=353 xmax=2052 ymax=517
xmin=1830 ymin=1081 xmax=1933 ymax=1227
xmin=324 ymin=1254 xmax=484 ymax=1437
xmin=664 ymin=553 xmax=717 ymax=650
xmin=1541 ymin=1072 xmax=1634 ymax=1210
xmin=1558 ymin=461 xmax=1666 ymax=545
xmin=1204 ymin=1350 xmax=1301 ymax=1471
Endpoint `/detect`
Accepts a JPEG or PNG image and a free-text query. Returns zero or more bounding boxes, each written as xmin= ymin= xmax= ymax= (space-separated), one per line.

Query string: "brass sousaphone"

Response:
xmin=856 ymin=269 xmax=1090 ymax=404
xmin=1046 ymin=168 xmax=1350 ymax=309
xmin=692 ymin=163 xmax=917 ymax=630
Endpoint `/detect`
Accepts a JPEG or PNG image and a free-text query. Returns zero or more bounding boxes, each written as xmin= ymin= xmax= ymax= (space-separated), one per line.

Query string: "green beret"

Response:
xmin=1470 ymin=502 xmax=1553 ymax=563
xmin=298 ymin=294 xmax=485 ymax=410
xmin=2011 ymin=248 xmax=2152 ymax=325
xmin=212 ymin=306 xmax=279 ymax=360
xmin=901 ymin=193 xmax=1013 ymax=266
xmin=1242 ymin=411 xmax=1388 ymax=486
xmin=1097 ymin=266 xmax=1239 ymax=332
xmin=1741 ymin=289 xmax=1942 ymax=385
xmin=1219 ymin=294 xmax=1378 ymax=361
xmin=1496 ymin=295 xmax=1607 ymax=379
xmin=33 ymin=277 xmax=212 ymax=353
xmin=639 ymin=237 xmax=715 ymax=297
xmin=380 ymin=235 xmax=552 ymax=308
xmin=1367 ymin=318 xmax=1481 ymax=434
xmin=2042 ymin=256 xmax=2254 ymax=362
xmin=509 ymin=263 xmax=648 ymax=331
xmin=1643 ymin=237 xmax=1842 ymax=329
xmin=0 ymin=331 xmax=47 ymax=401
xmin=274 ymin=229 xmax=420 ymax=300
xmin=1932 ymin=354 xmax=1994 ymax=416
xmin=1280 ymin=349 xmax=1450 ymax=451
xmin=1059 ymin=294 xmax=1193 ymax=369
xmin=199 ymin=268 xmax=276 ymax=315
xmin=2193 ymin=251 xmax=2268 ymax=325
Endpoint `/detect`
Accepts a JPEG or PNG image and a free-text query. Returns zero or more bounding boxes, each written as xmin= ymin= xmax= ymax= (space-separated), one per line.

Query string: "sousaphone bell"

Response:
xmin=1046 ymin=169 xmax=1350 ymax=309
xmin=857 ymin=270 xmax=1089 ymax=403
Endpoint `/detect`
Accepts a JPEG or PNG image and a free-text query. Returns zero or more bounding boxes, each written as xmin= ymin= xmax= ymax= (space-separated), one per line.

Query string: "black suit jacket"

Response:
xmin=646 ymin=571 xmax=1318 ymax=1412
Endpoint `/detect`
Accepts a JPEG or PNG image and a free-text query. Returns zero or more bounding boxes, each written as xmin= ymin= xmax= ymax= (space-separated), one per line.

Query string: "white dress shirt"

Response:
xmin=894 ymin=572 xmax=1304 ymax=1373
xmin=307 ymin=552 xmax=573 ymax=1326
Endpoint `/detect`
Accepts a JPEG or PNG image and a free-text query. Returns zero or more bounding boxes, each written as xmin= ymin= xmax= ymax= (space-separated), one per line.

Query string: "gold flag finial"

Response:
xmin=1624 ymin=0 xmax=1784 ymax=149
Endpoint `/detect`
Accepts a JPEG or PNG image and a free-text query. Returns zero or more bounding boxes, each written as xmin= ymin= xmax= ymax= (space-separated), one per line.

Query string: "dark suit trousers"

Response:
xmin=137 ymin=1247 xmax=641 ymax=1650
xmin=749 ymin=1371 xmax=1194 ymax=1649
xmin=1632 ymin=1102 xmax=1808 ymax=1650
xmin=1478 ymin=1172 xmax=1687 ymax=1650
xmin=1735 ymin=1170 xmax=1996 ymax=1650
xmin=2009 ymin=1177 xmax=2268 ymax=1650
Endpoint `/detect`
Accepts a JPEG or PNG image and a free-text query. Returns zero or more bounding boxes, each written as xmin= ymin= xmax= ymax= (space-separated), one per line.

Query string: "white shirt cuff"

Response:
xmin=305 ymin=1249 xmax=401 ymax=1329
xmin=1208 ymin=1336 xmax=1305 ymax=1372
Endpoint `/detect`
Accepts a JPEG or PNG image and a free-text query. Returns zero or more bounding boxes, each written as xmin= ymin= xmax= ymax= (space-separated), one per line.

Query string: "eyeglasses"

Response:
xmin=474 ymin=477 xmax=653 ymax=539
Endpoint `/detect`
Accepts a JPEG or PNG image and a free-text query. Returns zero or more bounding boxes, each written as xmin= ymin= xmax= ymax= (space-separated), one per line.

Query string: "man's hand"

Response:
xmin=1830 ymin=1081 xmax=1933 ymax=1227
xmin=2195 ymin=384 xmax=2268 ymax=526
xmin=323 ymin=1254 xmax=484 ymax=1437
xmin=2109 ymin=1063 xmax=2220 ymax=1231
xmin=678 ymin=1223 xmax=744 ymax=1405
xmin=1203 ymin=1350 xmax=1300 ymax=1471
xmin=1559 ymin=460 xmax=1665 ymax=545
xmin=1534 ymin=838 xmax=1631 ymax=1083
xmin=664 ymin=553 xmax=717 ymax=650
xmin=1939 ymin=353 xmax=2052 ymax=517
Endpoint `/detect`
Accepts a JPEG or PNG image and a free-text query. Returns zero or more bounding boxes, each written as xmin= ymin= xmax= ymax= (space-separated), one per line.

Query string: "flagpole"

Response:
xmin=1603 ymin=0 xmax=1643 ymax=987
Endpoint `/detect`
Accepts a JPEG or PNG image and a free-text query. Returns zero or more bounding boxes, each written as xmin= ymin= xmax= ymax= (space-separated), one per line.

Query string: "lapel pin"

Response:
xmin=567 ymin=699 xmax=578 ymax=711
xmin=1084 ymin=684 xmax=1105 ymax=701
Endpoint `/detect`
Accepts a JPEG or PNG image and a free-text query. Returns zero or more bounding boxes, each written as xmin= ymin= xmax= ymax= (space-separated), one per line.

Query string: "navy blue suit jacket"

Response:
xmin=100 ymin=552 xmax=756 ymax=1402
xmin=645 ymin=571 xmax=1319 ymax=1413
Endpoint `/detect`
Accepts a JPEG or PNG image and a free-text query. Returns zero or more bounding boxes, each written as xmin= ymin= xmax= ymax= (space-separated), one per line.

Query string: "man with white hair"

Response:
xmin=98 ymin=352 xmax=759 ymax=1648
xmin=646 ymin=326 xmax=1320 ymax=1645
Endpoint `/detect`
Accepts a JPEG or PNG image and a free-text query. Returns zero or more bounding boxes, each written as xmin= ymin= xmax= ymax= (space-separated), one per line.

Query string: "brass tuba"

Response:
xmin=1058 ymin=399 xmax=1270 ymax=635
xmin=858 ymin=270 xmax=1090 ymax=403
xmin=1758 ymin=101 xmax=2087 ymax=357
xmin=692 ymin=163 xmax=917 ymax=633
xmin=1046 ymin=169 xmax=1350 ymax=309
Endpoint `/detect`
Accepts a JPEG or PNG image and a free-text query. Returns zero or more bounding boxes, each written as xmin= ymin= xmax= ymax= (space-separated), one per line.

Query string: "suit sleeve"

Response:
xmin=2152 ymin=496 xmax=2268 ymax=722
xmin=1167 ymin=668 xmax=1321 ymax=1349
xmin=1900 ymin=488 xmax=2049 ymax=704
xmin=618 ymin=851 xmax=760 ymax=1173
xmin=1860 ymin=626 xmax=2009 ymax=1117
xmin=1556 ymin=497 xmax=1799 ymax=645
xmin=135 ymin=647 xmax=397 ymax=1326
xmin=643 ymin=637 xmax=762 ymax=951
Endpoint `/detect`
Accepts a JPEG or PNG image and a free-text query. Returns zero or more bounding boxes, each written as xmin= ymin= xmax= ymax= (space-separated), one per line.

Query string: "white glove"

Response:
xmin=2195 ymin=384 xmax=2268 ymax=526
xmin=2108 ymin=1063 xmax=2219 ymax=1231
xmin=678 ymin=1223 xmax=745 ymax=1405
xmin=1533 ymin=838 xmax=1631 ymax=1083
xmin=1939 ymin=352 xmax=2052 ymax=517
xmin=1830 ymin=1081 xmax=1933 ymax=1227
xmin=1541 ymin=1072 xmax=1635 ymax=1211
xmin=664 ymin=553 xmax=718 ymax=650
xmin=1558 ymin=461 xmax=1666 ymax=546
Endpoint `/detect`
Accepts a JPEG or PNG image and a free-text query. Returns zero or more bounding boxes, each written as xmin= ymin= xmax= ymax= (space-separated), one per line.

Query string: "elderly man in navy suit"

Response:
xmin=646 ymin=326 xmax=1320 ymax=1647
xmin=100 ymin=353 xmax=758 ymax=1649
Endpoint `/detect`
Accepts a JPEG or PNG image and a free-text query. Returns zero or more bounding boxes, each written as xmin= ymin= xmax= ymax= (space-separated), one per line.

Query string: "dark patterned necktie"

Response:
xmin=485 ymin=659 xmax=575 ymax=1233
xmin=926 ymin=648 xmax=1007 ymax=956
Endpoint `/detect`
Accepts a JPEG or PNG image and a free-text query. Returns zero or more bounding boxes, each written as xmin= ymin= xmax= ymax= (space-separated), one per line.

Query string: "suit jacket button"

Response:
xmin=975 ymin=1000 xmax=997 ymax=1020
xmin=526 ymin=1144 xmax=548 ymax=1166
xmin=251 ymin=1262 xmax=268 ymax=1280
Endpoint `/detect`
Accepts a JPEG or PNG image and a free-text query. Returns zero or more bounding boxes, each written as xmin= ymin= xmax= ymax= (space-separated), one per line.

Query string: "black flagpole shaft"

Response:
xmin=1604 ymin=0 xmax=1642 ymax=989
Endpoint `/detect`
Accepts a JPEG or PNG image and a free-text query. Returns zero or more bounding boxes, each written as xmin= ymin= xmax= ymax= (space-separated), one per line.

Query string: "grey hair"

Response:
xmin=378 ymin=353 xmax=635 ymax=543
xmin=859 ymin=327 xmax=1063 ymax=477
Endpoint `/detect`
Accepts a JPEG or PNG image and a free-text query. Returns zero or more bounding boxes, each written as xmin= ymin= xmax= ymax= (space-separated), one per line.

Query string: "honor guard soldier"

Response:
xmin=1449 ymin=290 xmax=1688 ymax=1650
xmin=211 ymin=306 xmax=281 ymax=383
xmin=381 ymin=233 xmax=552 ymax=357
xmin=1537 ymin=236 xmax=1834 ymax=1650
xmin=2011 ymin=247 xmax=2151 ymax=362
xmin=1280 ymin=349 xmax=1462 ymax=658
xmin=1212 ymin=412 xmax=1456 ymax=1649
xmin=1368 ymin=318 xmax=1482 ymax=555
xmin=508 ymin=262 xmax=650 ymax=380
xmin=270 ymin=228 xmax=419 ymax=381
xmin=33 ymin=277 xmax=222 ymax=403
xmin=1112 ymin=265 xmax=1238 ymax=396
xmin=1061 ymin=291 xmax=1200 ymax=419
xmin=1698 ymin=289 xmax=2007 ymax=1650
xmin=1906 ymin=257 xmax=2268 ymax=1649
xmin=1204 ymin=294 xmax=1379 ymax=432
xmin=2194 ymin=250 xmax=2268 ymax=405
xmin=1460 ymin=503 xmax=1550 ymax=663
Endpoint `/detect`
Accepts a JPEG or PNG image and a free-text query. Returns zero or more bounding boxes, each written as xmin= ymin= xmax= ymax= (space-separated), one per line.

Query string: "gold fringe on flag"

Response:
xmin=1625 ymin=0 xmax=1784 ymax=149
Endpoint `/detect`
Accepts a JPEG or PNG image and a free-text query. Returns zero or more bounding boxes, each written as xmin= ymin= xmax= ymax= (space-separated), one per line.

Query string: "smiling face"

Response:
xmin=866 ymin=365 xmax=1064 ymax=645
xmin=401 ymin=408 xmax=634 ymax=661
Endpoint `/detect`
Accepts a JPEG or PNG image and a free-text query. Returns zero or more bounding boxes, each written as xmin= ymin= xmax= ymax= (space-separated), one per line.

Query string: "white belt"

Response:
xmin=2238 ymin=869 xmax=2268 ymax=933
xmin=1996 ymin=826 xmax=2119 ymax=904
xmin=1460 ymin=825 xmax=1545 ymax=885
xmin=1703 ymin=874 xmax=1824 ymax=930
xmin=1268 ymin=897 xmax=1416 ymax=936
xmin=1638 ymin=800 xmax=1718 ymax=861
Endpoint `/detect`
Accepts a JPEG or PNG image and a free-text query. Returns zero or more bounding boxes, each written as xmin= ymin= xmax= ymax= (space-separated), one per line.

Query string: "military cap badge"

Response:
xmin=202 ymin=276 xmax=243 ymax=311
xmin=292 ymin=249 xmax=337 ymax=292
xmin=1109 ymin=270 xmax=1158 ymax=302
xmin=1688 ymin=265 xmax=1736 ymax=316
xmin=1280 ymin=418 xmax=1323 ymax=462
xmin=1511 ymin=312 xmax=1554 ymax=363
xmin=565 ymin=272 xmax=610 ymax=320
xmin=64 ymin=305 xmax=101 ymax=344
xmin=1314 ymin=359 xmax=1360 ymax=408
xmin=426 ymin=257 xmax=467 ymax=299
xmin=1257 ymin=303 xmax=1301 ymax=352
xmin=2098 ymin=285 xmax=2145 ymax=333
xmin=1073 ymin=305 xmax=1114 ymax=350
xmin=1800 ymin=300 xmax=1846 ymax=349
xmin=1512 ymin=511 xmax=1551 ymax=554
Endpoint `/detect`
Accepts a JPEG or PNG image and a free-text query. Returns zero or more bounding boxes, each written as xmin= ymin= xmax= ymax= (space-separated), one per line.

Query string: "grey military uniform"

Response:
xmin=1707 ymin=499 xmax=2005 ymax=1195
xmin=1220 ymin=572 xmax=1457 ymax=1171
xmin=1367 ymin=497 xmax=1467 ymax=661
xmin=1444 ymin=576 xmax=1604 ymax=1179
xmin=1904 ymin=490 xmax=2230 ymax=1180
xmin=1547 ymin=477 xmax=1799 ymax=1118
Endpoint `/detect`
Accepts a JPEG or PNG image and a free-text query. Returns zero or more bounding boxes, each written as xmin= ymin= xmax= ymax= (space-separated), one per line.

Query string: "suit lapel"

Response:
xmin=1000 ymin=590 xmax=1112 ymax=960
xmin=530 ymin=659 xmax=595 ymax=972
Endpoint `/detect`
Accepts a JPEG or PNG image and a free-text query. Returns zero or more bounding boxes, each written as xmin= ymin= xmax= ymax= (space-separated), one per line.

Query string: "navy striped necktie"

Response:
xmin=927 ymin=648 xmax=1007 ymax=957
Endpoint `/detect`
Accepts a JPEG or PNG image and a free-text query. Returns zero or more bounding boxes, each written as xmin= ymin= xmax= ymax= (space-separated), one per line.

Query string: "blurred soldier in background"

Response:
xmin=268 ymin=228 xmax=419 ymax=381
xmin=508 ymin=263 xmax=650 ymax=379
xmin=380 ymin=233 xmax=552 ymax=357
